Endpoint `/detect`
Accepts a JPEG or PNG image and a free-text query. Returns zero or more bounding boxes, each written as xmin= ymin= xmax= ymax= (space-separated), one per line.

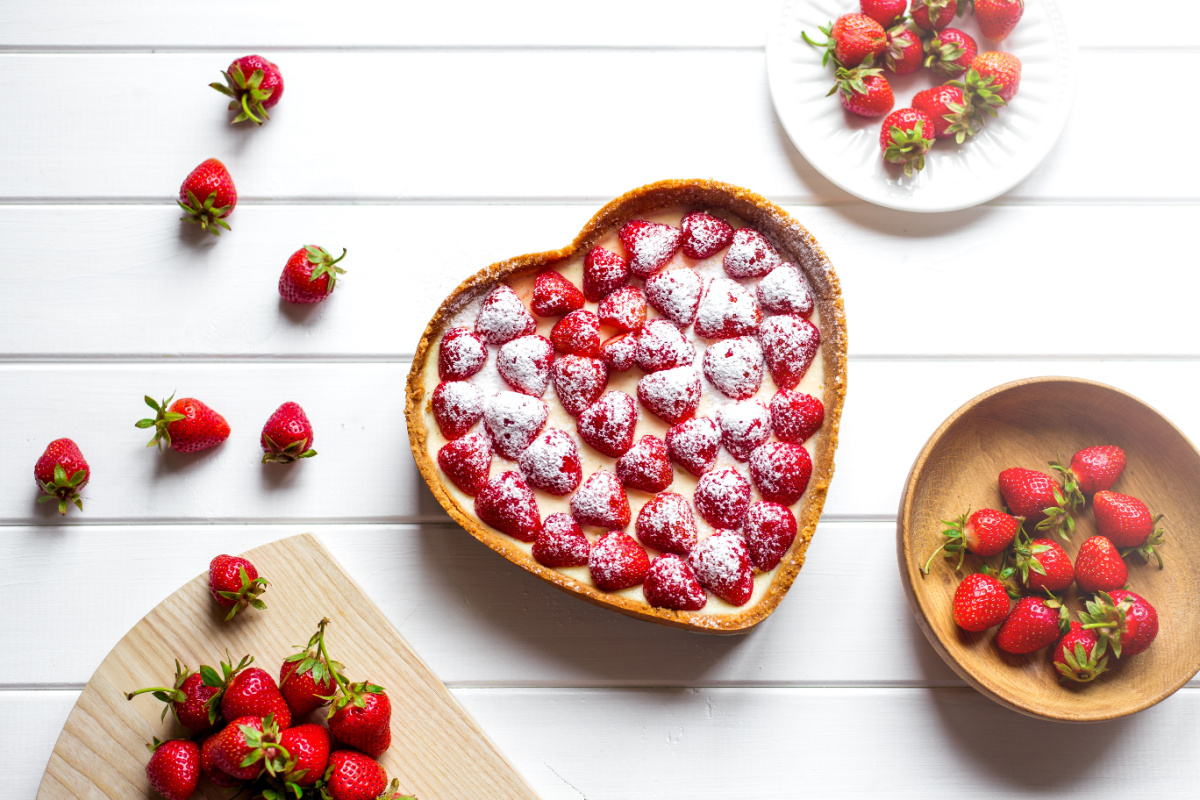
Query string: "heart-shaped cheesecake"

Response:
xmin=406 ymin=180 xmax=846 ymax=632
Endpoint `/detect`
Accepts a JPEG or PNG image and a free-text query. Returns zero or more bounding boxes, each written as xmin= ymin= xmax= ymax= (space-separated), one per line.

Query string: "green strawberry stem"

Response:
xmin=262 ymin=433 xmax=317 ymax=464
xmin=135 ymin=393 xmax=188 ymax=450
xmin=1055 ymin=637 xmax=1109 ymax=683
xmin=216 ymin=565 xmax=269 ymax=621
xmin=199 ymin=652 xmax=253 ymax=720
xmin=316 ymin=618 xmax=384 ymax=714
xmin=921 ymin=510 xmax=972 ymax=574
xmin=176 ymin=190 xmax=233 ymax=236
xmin=1048 ymin=456 xmax=1085 ymax=510
xmin=1120 ymin=513 xmax=1165 ymax=569
xmin=1033 ymin=485 xmax=1076 ymax=541
xmin=210 ymin=65 xmax=275 ymax=126
xmin=801 ymin=22 xmax=842 ymax=68
xmin=282 ymin=618 xmax=345 ymax=692
xmin=305 ymin=246 xmax=348 ymax=294
xmin=37 ymin=462 xmax=87 ymax=515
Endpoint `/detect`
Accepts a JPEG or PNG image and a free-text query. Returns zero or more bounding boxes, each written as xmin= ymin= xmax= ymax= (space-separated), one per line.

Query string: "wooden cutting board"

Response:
xmin=37 ymin=533 xmax=540 ymax=799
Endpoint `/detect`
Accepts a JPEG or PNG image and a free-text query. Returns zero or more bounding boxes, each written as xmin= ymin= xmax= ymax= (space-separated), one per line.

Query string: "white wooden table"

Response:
xmin=4 ymin=1 xmax=1200 ymax=796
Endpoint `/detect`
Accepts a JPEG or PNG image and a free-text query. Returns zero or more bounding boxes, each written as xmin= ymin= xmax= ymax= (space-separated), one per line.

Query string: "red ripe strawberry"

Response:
xmin=1053 ymin=622 xmax=1109 ymax=683
xmin=589 ymin=531 xmax=650 ymax=591
xmin=694 ymin=277 xmax=762 ymax=340
xmin=723 ymin=228 xmax=783 ymax=279
xmin=145 ymin=738 xmax=200 ymax=800
xmin=1014 ymin=536 xmax=1074 ymax=593
xmin=759 ymin=315 xmax=820 ymax=390
xmin=208 ymin=554 xmax=268 ymax=620
xmin=551 ymin=309 xmax=602 ymax=357
xmin=126 ymin=660 xmax=220 ymax=733
xmin=482 ymin=391 xmax=547 ymax=459
xmin=279 ymin=618 xmax=343 ymax=717
xmin=138 ymin=393 xmax=231 ymax=453
xmin=582 ymin=246 xmax=630 ymax=302
xmin=703 ymin=337 xmax=765 ymax=400
xmin=597 ymin=285 xmax=648 ymax=332
xmin=329 ymin=683 xmax=392 ymax=758
xmin=860 ymin=0 xmax=907 ymax=28
xmin=832 ymin=64 xmax=895 ymax=118
xmin=177 ymin=158 xmax=236 ymax=235
xmin=996 ymin=596 xmax=1068 ymax=654
xmin=475 ymin=471 xmax=542 ymax=541
xmin=437 ymin=327 xmax=488 ymax=381
xmin=637 ymin=367 xmax=702 ymax=425
xmin=200 ymin=734 xmax=241 ymax=788
xmin=803 ymin=14 xmax=888 ymax=68
xmin=912 ymin=84 xmax=979 ymax=143
xmin=280 ymin=723 xmax=331 ymax=787
xmin=756 ymin=264 xmax=814 ymax=318
xmin=951 ymin=573 xmax=1012 ymax=632
xmin=964 ymin=52 xmax=1021 ymax=103
xmin=975 ymin=0 xmax=1023 ymax=41
xmin=923 ymin=28 xmax=978 ymax=76
xmin=690 ymin=531 xmax=754 ymax=606
xmin=497 ymin=334 xmax=554 ymax=396
xmin=211 ymin=54 xmax=283 ymax=125
xmin=571 ymin=470 xmax=631 ymax=529
xmin=680 ymin=212 xmax=733 ymax=259
xmin=635 ymin=319 xmax=696 ymax=373
xmin=34 ymin=437 xmax=89 ymax=515
xmin=431 ymin=381 xmax=485 ymax=440
xmin=636 ymin=492 xmax=698 ymax=556
xmin=923 ymin=508 xmax=1021 ymax=573
xmin=437 ymin=431 xmax=493 ymax=496
xmin=619 ymin=219 xmax=684 ymax=278
xmin=260 ymin=401 xmax=317 ymax=464
xmin=1075 ymin=536 xmax=1128 ymax=594
xmin=880 ymin=107 xmax=936 ymax=177
xmin=616 ymin=435 xmax=673 ymax=493
xmin=518 ymin=428 xmax=583 ymax=495
xmin=1052 ymin=445 xmax=1126 ymax=501
xmin=665 ymin=416 xmax=720 ymax=476
xmin=694 ymin=467 xmax=752 ymax=529
xmin=644 ymin=267 xmax=703 ymax=327
xmin=911 ymin=0 xmax=956 ymax=31
xmin=883 ymin=24 xmax=924 ymax=75
xmin=743 ymin=501 xmax=797 ymax=571
xmin=323 ymin=750 xmax=403 ymax=800
xmin=279 ymin=246 xmax=348 ymax=304
xmin=997 ymin=467 xmax=1077 ymax=539
xmin=476 ymin=284 xmax=536 ymax=345
xmin=221 ymin=667 xmax=292 ymax=730
xmin=531 ymin=270 xmax=584 ymax=317
xmin=749 ymin=441 xmax=813 ymax=506
xmin=1093 ymin=490 xmax=1165 ymax=565
xmin=210 ymin=715 xmax=274 ymax=781
xmin=551 ymin=355 xmax=608 ymax=417
xmin=576 ymin=391 xmax=638 ymax=457
xmin=717 ymin=400 xmax=772 ymax=462
xmin=1082 ymin=590 xmax=1158 ymax=658
xmin=599 ymin=333 xmax=638 ymax=372
xmin=643 ymin=555 xmax=707 ymax=610
xmin=532 ymin=513 xmax=592 ymax=568
xmin=770 ymin=390 xmax=824 ymax=444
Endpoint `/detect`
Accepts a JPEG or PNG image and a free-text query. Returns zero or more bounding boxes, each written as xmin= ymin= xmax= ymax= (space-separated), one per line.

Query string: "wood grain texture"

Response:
xmin=899 ymin=377 xmax=1200 ymax=721
xmin=36 ymin=533 xmax=538 ymax=800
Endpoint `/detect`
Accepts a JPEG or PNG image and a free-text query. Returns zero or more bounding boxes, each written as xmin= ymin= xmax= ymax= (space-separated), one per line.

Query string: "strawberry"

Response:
xmin=911 ymin=0 xmax=956 ymax=31
xmin=177 ymin=158 xmax=236 ymax=235
xmin=911 ymin=84 xmax=980 ymax=142
xmin=703 ymin=336 xmax=765 ymax=400
xmin=582 ymin=247 xmax=630 ymax=302
xmin=431 ymin=381 xmax=485 ymax=440
xmin=34 ymin=437 xmax=89 ymax=515
xmin=643 ymin=555 xmax=707 ymax=611
xmin=635 ymin=319 xmax=696 ymax=372
xmin=635 ymin=492 xmax=698 ymax=556
xmin=923 ymin=28 xmax=978 ymax=76
xmin=210 ymin=715 xmax=277 ymax=782
xmin=482 ymin=391 xmax=547 ymax=459
xmin=749 ymin=441 xmax=813 ymax=506
xmin=551 ymin=309 xmax=602 ymax=357
xmin=127 ymin=660 xmax=220 ymax=733
xmin=680 ymin=211 xmax=733 ymax=259
xmin=1051 ymin=445 xmax=1126 ymax=499
xmin=280 ymin=618 xmax=344 ymax=717
xmin=437 ymin=327 xmax=488 ymax=381
xmin=1074 ymin=536 xmax=1128 ymax=594
xmin=637 ymin=367 xmax=702 ymax=425
xmin=518 ymin=428 xmax=583 ymax=495
xmin=437 ymin=431 xmax=493 ymax=496
xmin=475 ymin=471 xmax=542 ymax=542
xmin=208 ymin=555 xmax=268 ymax=620
xmin=279 ymin=246 xmax=348 ymax=304
xmin=769 ymin=390 xmax=824 ymax=444
xmin=476 ymin=284 xmax=536 ymax=345
xmin=965 ymin=52 xmax=1021 ymax=102
xmin=1014 ymin=536 xmax=1074 ymax=593
xmin=260 ymin=401 xmax=317 ymax=463
xmin=280 ymin=723 xmax=331 ymax=787
xmin=831 ymin=62 xmax=895 ymax=118
xmin=221 ymin=667 xmax=292 ymax=730
xmin=1081 ymin=589 xmax=1158 ymax=658
xmin=576 ymin=391 xmax=638 ymax=457
xmin=756 ymin=264 xmax=814 ymax=318
xmin=589 ymin=531 xmax=650 ymax=591
xmin=497 ymin=334 xmax=554 ymax=396
xmin=951 ymin=573 xmax=1012 ymax=632
xmin=200 ymin=733 xmax=241 ymax=788
xmin=137 ymin=393 xmax=231 ymax=453
xmin=723 ymin=228 xmax=783 ymax=279
xmin=665 ymin=416 xmax=720 ymax=476
xmin=975 ymin=0 xmax=1023 ymax=41
xmin=531 ymin=270 xmax=584 ymax=317
xmin=880 ymin=108 xmax=936 ymax=177
xmin=717 ymin=400 xmax=772 ymax=462
xmin=1053 ymin=622 xmax=1109 ymax=683
xmin=742 ymin=501 xmax=797 ymax=571
xmin=883 ymin=24 xmax=924 ymax=75
xmin=1093 ymin=490 xmax=1165 ymax=566
xmin=599 ymin=333 xmax=638 ymax=372
xmin=694 ymin=467 xmax=752 ymax=529
xmin=689 ymin=531 xmax=754 ymax=606
xmin=211 ymin=54 xmax=283 ymax=125
xmin=532 ymin=513 xmax=592 ymax=568
xmin=571 ymin=470 xmax=631 ymax=529
xmin=616 ymin=434 xmax=673 ymax=493
xmin=644 ymin=267 xmax=703 ymax=327
xmin=996 ymin=596 xmax=1068 ymax=654
xmin=597 ymin=285 xmax=648 ymax=332
xmin=322 ymin=750 xmax=406 ymax=800
xmin=803 ymin=14 xmax=888 ymax=68
xmin=861 ymin=0 xmax=907 ymax=28
xmin=997 ymin=467 xmax=1077 ymax=539
xmin=551 ymin=355 xmax=608 ymax=417
xmin=145 ymin=738 xmax=200 ymax=800
xmin=694 ymin=278 xmax=762 ymax=340
xmin=619 ymin=219 xmax=684 ymax=278
xmin=758 ymin=315 xmax=820 ymax=390
xmin=923 ymin=508 xmax=1021 ymax=573
xmin=329 ymin=682 xmax=392 ymax=758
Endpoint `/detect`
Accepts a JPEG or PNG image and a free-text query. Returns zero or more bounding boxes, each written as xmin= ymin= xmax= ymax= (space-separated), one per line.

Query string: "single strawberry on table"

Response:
xmin=996 ymin=595 xmax=1068 ymax=654
xmin=34 ymin=437 xmax=89 ymax=515
xmin=997 ymin=466 xmax=1077 ymax=539
xmin=1053 ymin=621 xmax=1109 ymax=683
xmin=137 ymin=393 xmax=231 ymax=453
xmin=880 ymin=108 xmax=936 ymax=177
xmin=829 ymin=60 xmax=895 ymax=118
xmin=127 ymin=659 xmax=221 ymax=733
xmin=177 ymin=158 xmax=237 ymax=236
xmin=1093 ymin=489 xmax=1165 ymax=566
xmin=1081 ymin=589 xmax=1158 ymax=658
xmin=279 ymin=245 xmax=348 ymax=304
xmin=922 ymin=508 xmax=1022 ymax=573
xmin=211 ymin=54 xmax=284 ymax=125
xmin=1074 ymin=535 xmax=1128 ymax=594
xmin=974 ymin=0 xmax=1023 ymax=41
xmin=145 ymin=738 xmax=200 ymax=800
xmin=208 ymin=554 xmax=269 ymax=619
xmin=803 ymin=13 xmax=888 ymax=68
xmin=260 ymin=401 xmax=318 ymax=463
xmin=280 ymin=617 xmax=344 ymax=717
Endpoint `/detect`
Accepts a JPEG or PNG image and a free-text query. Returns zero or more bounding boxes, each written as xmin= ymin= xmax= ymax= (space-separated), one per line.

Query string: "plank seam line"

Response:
xmin=0 ymin=515 xmax=900 ymax=528
xmin=0 ymin=44 xmax=1191 ymax=54
xmin=3 ymin=683 xmax=1197 ymax=692
xmin=1 ymin=355 xmax=1198 ymax=365
xmin=0 ymin=197 xmax=1197 ymax=208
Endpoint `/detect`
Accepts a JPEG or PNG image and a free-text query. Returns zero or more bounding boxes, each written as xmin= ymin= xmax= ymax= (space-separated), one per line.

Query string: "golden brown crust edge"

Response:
xmin=405 ymin=179 xmax=848 ymax=634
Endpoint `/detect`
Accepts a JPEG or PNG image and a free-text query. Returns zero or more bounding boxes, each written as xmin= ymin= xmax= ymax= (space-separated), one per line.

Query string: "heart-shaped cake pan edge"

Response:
xmin=405 ymin=178 xmax=847 ymax=633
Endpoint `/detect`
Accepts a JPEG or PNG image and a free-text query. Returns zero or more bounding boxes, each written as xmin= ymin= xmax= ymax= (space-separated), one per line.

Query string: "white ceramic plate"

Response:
xmin=767 ymin=0 xmax=1075 ymax=212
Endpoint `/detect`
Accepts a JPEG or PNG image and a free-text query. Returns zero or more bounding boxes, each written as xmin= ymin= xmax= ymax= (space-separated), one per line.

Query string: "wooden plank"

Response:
xmin=0 ymin=51 xmax=1194 ymax=203
xmin=1 ymin=203 xmax=1195 ymax=359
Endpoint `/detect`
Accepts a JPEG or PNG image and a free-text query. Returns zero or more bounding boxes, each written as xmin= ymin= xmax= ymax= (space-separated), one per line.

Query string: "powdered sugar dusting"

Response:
xmin=644 ymin=267 xmax=703 ymax=327
xmin=438 ymin=327 xmax=488 ymax=381
xmin=702 ymin=336 xmax=764 ymax=400
xmin=681 ymin=211 xmax=734 ymax=260
xmin=476 ymin=284 xmax=536 ymax=344
xmin=497 ymin=335 xmax=553 ymax=397
xmin=635 ymin=319 xmax=696 ymax=373
xmin=483 ymin=391 xmax=549 ymax=460
xmin=688 ymin=530 xmax=753 ymax=605
xmin=694 ymin=278 xmax=762 ymax=340
xmin=643 ymin=554 xmax=707 ymax=610
xmin=432 ymin=380 xmax=485 ymax=440
xmin=723 ymin=228 xmax=783 ymax=279
xmin=694 ymin=467 xmax=752 ymax=529
xmin=635 ymin=492 xmax=697 ymax=555
xmin=665 ymin=416 xmax=720 ymax=476
xmin=718 ymin=400 xmax=772 ymax=462
xmin=619 ymin=219 xmax=684 ymax=278
xmin=570 ymin=470 xmax=630 ymax=529
xmin=637 ymin=367 xmax=701 ymax=425
xmin=518 ymin=428 xmax=582 ymax=496
xmin=756 ymin=263 xmax=815 ymax=317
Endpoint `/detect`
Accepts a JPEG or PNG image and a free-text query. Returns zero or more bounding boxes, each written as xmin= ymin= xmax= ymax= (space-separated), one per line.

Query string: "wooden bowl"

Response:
xmin=898 ymin=376 xmax=1200 ymax=721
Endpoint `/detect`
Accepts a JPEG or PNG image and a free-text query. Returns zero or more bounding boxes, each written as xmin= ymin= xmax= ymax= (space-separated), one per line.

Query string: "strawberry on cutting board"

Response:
xmin=144 ymin=738 xmax=200 ymax=800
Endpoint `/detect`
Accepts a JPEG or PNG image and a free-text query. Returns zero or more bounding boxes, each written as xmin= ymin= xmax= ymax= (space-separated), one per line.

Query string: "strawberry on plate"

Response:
xmin=723 ymin=228 xmax=783 ymax=279
xmin=532 ymin=513 xmax=592 ymax=568
xmin=328 ymin=679 xmax=392 ymax=758
xmin=879 ymin=107 xmax=936 ymax=177
xmin=703 ymin=336 xmax=765 ymax=400
xmin=437 ymin=327 xmax=488 ymax=381
xmin=883 ymin=24 xmax=924 ymax=76
xmin=497 ymin=335 xmax=555 ymax=397
xmin=1052 ymin=445 xmax=1126 ymax=504
xmin=635 ymin=492 xmax=698 ymax=556
xmin=830 ymin=62 xmax=895 ymax=118
xmin=571 ymin=470 xmax=631 ymax=529
xmin=615 ymin=434 xmax=673 ymax=493
xmin=1081 ymin=590 xmax=1158 ymax=658
xmin=518 ymin=428 xmax=583 ymax=496
xmin=975 ymin=0 xmax=1023 ymax=41
xmin=694 ymin=467 xmax=752 ymax=529
xmin=476 ymin=284 xmax=536 ymax=345
xmin=145 ymin=738 xmax=200 ymax=800
xmin=279 ymin=618 xmax=342 ymax=717
xmin=689 ymin=531 xmax=754 ymax=606
xmin=1093 ymin=490 xmax=1165 ymax=566
xmin=680 ymin=212 xmax=734 ymax=259
xmin=770 ymin=390 xmax=824 ymax=443
xmin=437 ymin=431 xmax=493 ymax=496
xmin=431 ymin=381 xmax=485 ymax=440
xmin=637 ymin=367 xmax=702 ymax=425
xmin=860 ymin=0 xmax=907 ymax=28
xmin=126 ymin=660 xmax=221 ymax=733
xmin=208 ymin=554 xmax=268 ymax=620
xmin=997 ymin=466 xmax=1077 ymax=539
xmin=756 ymin=264 xmax=814 ymax=318
xmin=694 ymin=277 xmax=762 ymax=340
xmin=923 ymin=28 xmax=978 ymax=76
xmin=634 ymin=319 xmax=696 ymax=373
xmin=551 ymin=310 xmax=602 ymax=357
xmin=531 ymin=270 xmax=585 ymax=317
xmin=34 ymin=437 xmax=89 ymax=515
xmin=582 ymin=247 xmax=630 ymax=302
xmin=966 ymin=52 xmax=1022 ymax=103
xmin=1014 ymin=536 xmax=1074 ymax=593
xmin=619 ymin=219 xmax=684 ymax=278
xmin=803 ymin=13 xmax=888 ymax=68
xmin=644 ymin=267 xmax=704 ymax=327
xmin=742 ymin=501 xmax=797 ymax=571
xmin=551 ymin=355 xmax=608 ymax=417
xmin=597 ymin=285 xmax=648 ymax=332
xmin=220 ymin=666 xmax=292 ymax=729
xmin=749 ymin=442 xmax=812 ymax=506
xmin=717 ymin=400 xmax=772 ymax=462
xmin=483 ymin=392 xmax=548 ymax=459
xmin=665 ymin=416 xmax=720 ymax=476
xmin=911 ymin=0 xmax=956 ymax=31
xmin=759 ymin=315 xmax=820 ymax=390
xmin=576 ymin=391 xmax=638 ymax=457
